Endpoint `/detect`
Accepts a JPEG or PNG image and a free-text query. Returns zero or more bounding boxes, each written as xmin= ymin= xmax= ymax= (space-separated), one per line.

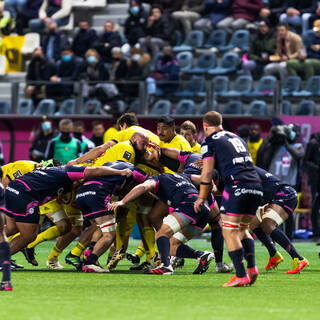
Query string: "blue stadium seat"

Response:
xmin=174 ymin=30 xmax=183 ymax=46
xmin=208 ymin=52 xmax=240 ymax=75
xmin=18 ymin=98 xmax=33 ymax=114
xmin=116 ymin=100 xmax=127 ymax=113
xmin=184 ymin=52 xmax=216 ymax=74
xmin=34 ymin=99 xmax=56 ymax=115
xmin=293 ymin=76 xmax=320 ymax=97
xmin=150 ymin=52 xmax=162 ymax=70
xmin=56 ymin=99 xmax=75 ymax=115
xmin=0 ymin=101 xmax=10 ymax=114
xmin=223 ymin=100 xmax=243 ymax=114
xmin=83 ymin=99 xmax=101 ymax=114
xmin=204 ymin=29 xmax=228 ymax=50
xmin=175 ymin=76 xmax=206 ymax=97
xmin=282 ymin=76 xmax=301 ymax=97
xmin=282 ymin=100 xmax=292 ymax=115
xmin=176 ymin=51 xmax=193 ymax=72
xmin=150 ymin=99 xmax=171 ymax=115
xmin=245 ymin=100 xmax=267 ymax=116
xmin=245 ymin=76 xmax=277 ymax=97
xmin=197 ymin=100 xmax=218 ymax=114
xmin=129 ymin=99 xmax=140 ymax=113
xmin=173 ymin=30 xmax=204 ymax=52
xmin=175 ymin=99 xmax=196 ymax=115
xmin=221 ymin=75 xmax=253 ymax=97
xmin=302 ymin=30 xmax=315 ymax=48
xmin=213 ymin=76 xmax=229 ymax=96
xmin=219 ymin=29 xmax=250 ymax=52
xmin=295 ymin=100 xmax=315 ymax=115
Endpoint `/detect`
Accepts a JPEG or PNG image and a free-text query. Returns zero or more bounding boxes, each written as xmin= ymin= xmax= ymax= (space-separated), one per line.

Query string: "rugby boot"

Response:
xmin=247 ymin=266 xmax=259 ymax=285
xmin=170 ymin=256 xmax=185 ymax=270
xmin=65 ymin=252 xmax=82 ymax=271
xmin=21 ymin=247 xmax=38 ymax=266
xmin=0 ymin=281 xmax=13 ymax=291
xmin=265 ymin=251 xmax=284 ymax=271
xmin=10 ymin=260 xmax=24 ymax=269
xmin=106 ymin=248 xmax=125 ymax=271
xmin=126 ymin=252 xmax=140 ymax=265
xmin=83 ymin=248 xmax=92 ymax=261
xmin=215 ymin=262 xmax=234 ymax=273
xmin=222 ymin=274 xmax=251 ymax=287
xmin=46 ymin=257 xmax=64 ymax=270
xmin=130 ymin=261 xmax=151 ymax=271
xmin=193 ymin=251 xmax=215 ymax=274
xmin=286 ymin=257 xmax=309 ymax=274
xmin=150 ymin=252 xmax=161 ymax=268
xmin=82 ymin=263 xmax=108 ymax=273
xmin=146 ymin=264 xmax=174 ymax=275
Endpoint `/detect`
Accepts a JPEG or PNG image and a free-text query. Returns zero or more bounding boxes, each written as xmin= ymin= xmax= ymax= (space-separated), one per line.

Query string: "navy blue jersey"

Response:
xmin=201 ymin=130 xmax=260 ymax=185
xmin=13 ymin=165 xmax=86 ymax=204
xmin=178 ymin=151 xmax=202 ymax=175
xmin=0 ymin=182 xmax=5 ymax=209
xmin=150 ymin=173 xmax=199 ymax=206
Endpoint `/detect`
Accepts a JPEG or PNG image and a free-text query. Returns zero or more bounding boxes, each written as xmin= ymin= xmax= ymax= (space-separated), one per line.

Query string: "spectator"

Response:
xmin=109 ymin=47 xmax=128 ymax=82
xmin=94 ymin=21 xmax=122 ymax=63
xmin=29 ymin=119 xmax=58 ymax=162
xmin=4 ymin=0 xmax=26 ymax=18
xmin=180 ymin=120 xmax=201 ymax=154
xmin=45 ymin=118 xmax=81 ymax=164
xmin=124 ymin=0 xmax=148 ymax=46
xmin=41 ymin=21 xmax=69 ymax=62
xmin=287 ymin=20 xmax=320 ymax=79
xmin=172 ymin=0 xmax=205 ymax=36
xmin=0 ymin=139 xmax=4 ymax=165
xmin=259 ymin=0 xmax=287 ymax=27
xmin=46 ymin=47 xmax=80 ymax=98
xmin=16 ymin=0 xmax=43 ymax=35
xmin=155 ymin=0 xmax=184 ymax=14
xmin=243 ymin=20 xmax=276 ymax=76
xmin=264 ymin=23 xmax=303 ymax=82
xmin=24 ymin=47 xmax=56 ymax=102
xmin=194 ymin=0 xmax=232 ymax=34
xmin=0 ymin=2 xmax=15 ymax=50
xmin=29 ymin=0 xmax=72 ymax=33
xmin=71 ymin=19 xmax=98 ymax=59
xmin=247 ymin=123 xmax=263 ymax=165
xmin=139 ymin=5 xmax=173 ymax=58
xmin=73 ymin=121 xmax=95 ymax=154
xmin=90 ymin=121 xmax=105 ymax=147
xmin=217 ymin=0 xmax=263 ymax=31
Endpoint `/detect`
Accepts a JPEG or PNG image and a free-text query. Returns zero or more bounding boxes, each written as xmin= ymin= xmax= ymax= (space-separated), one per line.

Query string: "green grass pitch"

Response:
xmin=1 ymin=240 xmax=320 ymax=320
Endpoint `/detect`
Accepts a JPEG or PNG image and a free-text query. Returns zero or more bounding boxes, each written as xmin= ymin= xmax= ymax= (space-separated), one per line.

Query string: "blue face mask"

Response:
xmin=289 ymin=131 xmax=296 ymax=141
xmin=130 ymin=7 xmax=140 ymax=15
xmin=87 ymin=56 xmax=97 ymax=65
xmin=62 ymin=55 xmax=72 ymax=62
xmin=42 ymin=121 xmax=51 ymax=131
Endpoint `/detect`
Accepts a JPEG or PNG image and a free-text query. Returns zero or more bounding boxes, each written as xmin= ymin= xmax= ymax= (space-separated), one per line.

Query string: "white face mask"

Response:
xmin=131 ymin=54 xmax=141 ymax=62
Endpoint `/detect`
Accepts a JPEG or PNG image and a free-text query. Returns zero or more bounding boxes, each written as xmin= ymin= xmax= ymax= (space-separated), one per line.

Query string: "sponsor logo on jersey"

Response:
xmin=234 ymin=188 xmax=263 ymax=197
xmin=123 ymin=151 xmax=132 ymax=160
xmin=13 ymin=170 xmax=22 ymax=179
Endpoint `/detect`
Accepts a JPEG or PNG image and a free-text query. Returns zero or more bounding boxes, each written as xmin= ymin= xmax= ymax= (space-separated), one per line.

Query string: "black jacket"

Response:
xmin=29 ymin=130 xmax=58 ymax=162
xmin=79 ymin=61 xmax=109 ymax=81
xmin=286 ymin=0 xmax=317 ymax=14
xmin=72 ymin=29 xmax=98 ymax=58
xmin=26 ymin=58 xmax=56 ymax=83
xmin=124 ymin=9 xmax=148 ymax=45
xmin=41 ymin=32 xmax=69 ymax=61
xmin=303 ymin=133 xmax=320 ymax=181
xmin=146 ymin=15 xmax=173 ymax=41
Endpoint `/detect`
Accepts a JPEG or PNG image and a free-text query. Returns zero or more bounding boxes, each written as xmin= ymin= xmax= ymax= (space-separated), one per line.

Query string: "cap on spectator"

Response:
xmin=313 ymin=20 xmax=320 ymax=31
xmin=157 ymin=115 xmax=175 ymax=126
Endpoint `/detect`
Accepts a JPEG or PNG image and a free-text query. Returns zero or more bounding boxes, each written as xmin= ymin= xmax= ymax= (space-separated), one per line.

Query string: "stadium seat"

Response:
xmin=302 ymin=30 xmax=315 ymax=48
xmin=175 ymin=99 xmax=196 ymax=115
xmin=72 ymin=0 xmax=106 ymax=9
xmin=197 ymin=100 xmax=218 ymax=114
xmin=0 ymin=101 xmax=10 ymax=114
xmin=203 ymin=29 xmax=228 ymax=51
xmin=219 ymin=29 xmax=250 ymax=52
xmin=245 ymin=75 xmax=277 ymax=97
xmin=116 ymin=100 xmax=127 ymax=113
xmin=18 ymin=98 xmax=34 ymax=114
xmin=221 ymin=75 xmax=253 ymax=97
xmin=21 ymin=33 xmax=40 ymax=55
xmin=213 ymin=76 xmax=229 ymax=96
xmin=0 ymin=55 xmax=6 ymax=76
xmin=129 ymin=99 xmax=140 ymax=113
xmin=184 ymin=52 xmax=216 ymax=74
xmin=282 ymin=76 xmax=301 ymax=97
xmin=83 ymin=99 xmax=101 ymax=114
xmin=208 ymin=52 xmax=240 ymax=75
xmin=295 ymin=100 xmax=315 ymax=115
xmin=245 ymin=100 xmax=267 ymax=116
xmin=175 ymin=76 xmax=206 ymax=97
xmin=223 ymin=100 xmax=243 ymax=114
xmin=150 ymin=52 xmax=163 ymax=70
xmin=282 ymin=100 xmax=292 ymax=115
xmin=174 ymin=30 xmax=183 ymax=46
xmin=173 ymin=30 xmax=204 ymax=52
xmin=34 ymin=99 xmax=56 ymax=115
xmin=150 ymin=99 xmax=171 ymax=115
xmin=176 ymin=51 xmax=193 ymax=72
xmin=293 ymin=76 xmax=320 ymax=97
xmin=56 ymin=99 xmax=76 ymax=115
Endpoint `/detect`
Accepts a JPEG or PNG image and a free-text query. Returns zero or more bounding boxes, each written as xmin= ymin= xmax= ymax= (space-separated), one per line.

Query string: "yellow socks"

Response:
xmin=143 ymin=227 xmax=156 ymax=261
xmin=27 ymin=226 xmax=61 ymax=249
xmin=48 ymin=245 xmax=63 ymax=261
xmin=135 ymin=246 xmax=146 ymax=258
xmin=70 ymin=242 xmax=86 ymax=257
xmin=8 ymin=233 xmax=20 ymax=242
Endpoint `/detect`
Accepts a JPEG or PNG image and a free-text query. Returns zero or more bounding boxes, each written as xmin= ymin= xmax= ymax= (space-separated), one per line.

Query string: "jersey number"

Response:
xmin=228 ymin=138 xmax=246 ymax=153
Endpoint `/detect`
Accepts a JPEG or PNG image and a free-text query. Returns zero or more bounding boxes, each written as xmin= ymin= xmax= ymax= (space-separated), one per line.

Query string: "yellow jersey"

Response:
xmin=103 ymin=126 xmax=118 ymax=143
xmin=191 ymin=142 xmax=201 ymax=154
xmin=0 ymin=160 xmax=37 ymax=182
xmin=247 ymin=138 xmax=263 ymax=166
xmin=114 ymin=125 xmax=160 ymax=145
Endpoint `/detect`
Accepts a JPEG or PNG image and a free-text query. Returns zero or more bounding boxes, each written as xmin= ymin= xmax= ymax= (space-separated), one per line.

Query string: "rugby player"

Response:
xmin=179 ymin=121 xmax=201 ymax=154
xmin=194 ymin=111 xmax=263 ymax=287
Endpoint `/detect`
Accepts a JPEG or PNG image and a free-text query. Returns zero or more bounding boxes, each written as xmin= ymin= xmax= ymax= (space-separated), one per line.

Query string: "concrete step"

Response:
xmin=92 ymin=14 xmax=127 ymax=27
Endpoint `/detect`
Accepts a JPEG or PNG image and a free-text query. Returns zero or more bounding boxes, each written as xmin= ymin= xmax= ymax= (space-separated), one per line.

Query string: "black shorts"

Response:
xmin=272 ymin=185 xmax=297 ymax=215
xmin=220 ymin=182 xmax=263 ymax=217
xmin=76 ymin=183 xmax=114 ymax=220
xmin=5 ymin=180 xmax=40 ymax=224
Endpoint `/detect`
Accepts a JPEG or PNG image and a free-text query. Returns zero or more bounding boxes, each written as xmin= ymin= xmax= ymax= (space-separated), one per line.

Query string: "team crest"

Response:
xmin=13 ymin=170 xmax=22 ymax=178
xmin=123 ymin=151 xmax=132 ymax=160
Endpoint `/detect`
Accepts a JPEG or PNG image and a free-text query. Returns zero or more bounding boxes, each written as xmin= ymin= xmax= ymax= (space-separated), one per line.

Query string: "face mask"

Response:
xmin=289 ymin=131 xmax=296 ymax=141
xmin=87 ymin=56 xmax=97 ymax=65
xmin=62 ymin=55 xmax=72 ymax=62
xmin=130 ymin=7 xmax=140 ymax=15
xmin=60 ymin=132 xmax=71 ymax=143
xmin=73 ymin=132 xmax=82 ymax=140
xmin=132 ymin=54 xmax=141 ymax=62
xmin=41 ymin=121 xmax=51 ymax=131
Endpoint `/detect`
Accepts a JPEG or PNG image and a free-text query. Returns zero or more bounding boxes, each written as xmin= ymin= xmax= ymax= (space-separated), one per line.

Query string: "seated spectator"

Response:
xmin=259 ymin=0 xmax=287 ymax=27
xmin=109 ymin=47 xmax=128 ymax=81
xmin=172 ymin=0 xmax=205 ymax=36
xmin=243 ymin=20 xmax=276 ymax=76
xmin=73 ymin=121 xmax=95 ymax=154
xmin=90 ymin=121 xmax=105 ymax=147
xmin=94 ymin=21 xmax=122 ymax=63
xmin=16 ymin=0 xmax=43 ymax=35
xmin=155 ymin=0 xmax=184 ymax=14
xmin=287 ymin=20 xmax=320 ymax=79
xmin=0 ymin=2 xmax=15 ymax=50
xmin=194 ymin=0 xmax=231 ymax=34
xmin=71 ymin=19 xmax=97 ymax=59
xmin=217 ymin=0 xmax=263 ymax=31
xmin=24 ymin=47 xmax=56 ymax=102
xmin=139 ymin=5 xmax=173 ymax=58
xmin=41 ymin=21 xmax=69 ymax=62
xmin=29 ymin=0 xmax=72 ymax=33
xmin=124 ymin=0 xmax=148 ymax=46
xmin=264 ymin=23 xmax=303 ymax=81
xmin=4 ymin=0 xmax=26 ymax=18
xmin=279 ymin=0 xmax=317 ymax=33
xmin=46 ymin=47 xmax=80 ymax=98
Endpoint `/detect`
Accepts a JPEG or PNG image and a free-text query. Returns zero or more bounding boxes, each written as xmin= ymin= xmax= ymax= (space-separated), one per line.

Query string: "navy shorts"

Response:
xmin=220 ymin=182 xmax=263 ymax=217
xmin=272 ymin=185 xmax=297 ymax=215
xmin=76 ymin=182 xmax=113 ymax=220
xmin=171 ymin=195 xmax=210 ymax=230
xmin=5 ymin=180 xmax=40 ymax=224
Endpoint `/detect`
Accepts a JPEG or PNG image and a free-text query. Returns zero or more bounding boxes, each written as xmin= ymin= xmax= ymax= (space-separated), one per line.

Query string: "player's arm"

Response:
xmin=108 ymin=179 xmax=156 ymax=211
xmin=190 ymin=174 xmax=217 ymax=192
xmin=1 ymin=176 xmax=10 ymax=189
xmin=84 ymin=166 xmax=132 ymax=179
xmin=160 ymin=147 xmax=180 ymax=160
xmin=68 ymin=140 xmax=117 ymax=165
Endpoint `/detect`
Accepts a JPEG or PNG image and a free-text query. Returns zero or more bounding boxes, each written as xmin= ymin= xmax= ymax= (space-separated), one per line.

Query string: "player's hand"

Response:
xmin=194 ymin=197 xmax=205 ymax=213
xmin=212 ymin=183 xmax=218 ymax=193
xmin=108 ymin=200 xmax=124 ymax=211
xmin=67 ymin=160 xmax=78 ymax=166
xmin=121 ymin=169 xmax=132 ymax=177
